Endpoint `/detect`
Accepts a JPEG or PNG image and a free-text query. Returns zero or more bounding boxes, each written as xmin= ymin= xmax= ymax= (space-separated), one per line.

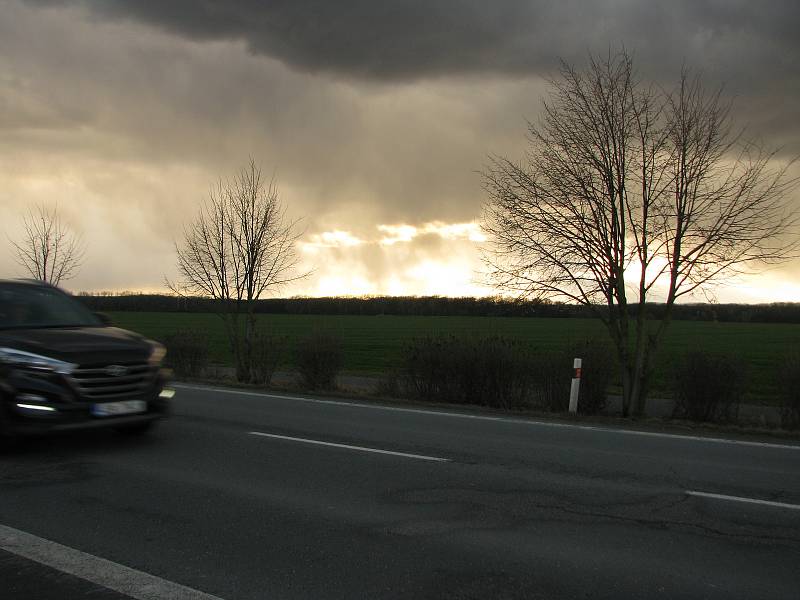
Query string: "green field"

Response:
xmin=108 ymin=311 xmax=800 ymax=404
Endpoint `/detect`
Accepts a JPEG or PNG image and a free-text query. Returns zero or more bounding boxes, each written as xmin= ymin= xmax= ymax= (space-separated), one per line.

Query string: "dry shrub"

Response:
xmin=162 ymin=329 xmax=210 ymax=378
xmin=250 ymin=331 xmax=286 ymax=385
xmin=672 ymin=351 xmax=747 ymax=422
xmin=295 ymin=331 xmax=344 ymax=390
xmin=779 ymin=352 xmax=800 ymax=430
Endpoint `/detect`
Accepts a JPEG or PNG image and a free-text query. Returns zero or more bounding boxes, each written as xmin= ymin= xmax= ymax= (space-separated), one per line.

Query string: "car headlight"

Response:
xmin=0 ymin=347 xmax=76 ymax=375
xmin=148 ymin=342 xmax=167 ymax=366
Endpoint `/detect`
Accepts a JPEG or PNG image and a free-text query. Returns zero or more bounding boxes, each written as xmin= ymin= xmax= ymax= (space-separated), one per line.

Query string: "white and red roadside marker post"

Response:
xmin=568 ymin=358 xmax=582 ymax=414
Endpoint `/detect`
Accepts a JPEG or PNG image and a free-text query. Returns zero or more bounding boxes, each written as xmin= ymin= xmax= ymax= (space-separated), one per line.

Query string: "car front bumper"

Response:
xmin=0 ymin=369 xmax=173 ymax=437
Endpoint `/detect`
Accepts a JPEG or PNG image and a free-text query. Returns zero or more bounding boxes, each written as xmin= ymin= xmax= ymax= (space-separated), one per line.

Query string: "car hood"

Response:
xmin=0 ymin=326 xmax=153 ymax=366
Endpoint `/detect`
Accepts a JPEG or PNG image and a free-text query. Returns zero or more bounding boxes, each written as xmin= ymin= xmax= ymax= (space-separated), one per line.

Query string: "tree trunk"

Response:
xmin=226 ymin=312 xmax=250 ymax=383
xmin=621 ymin=367 xmax=648 ymax=418
xmin=235 ymin=356 xmax=249 ymax=383
xmin=629 ymin=362 xmax=646 ymax=417
xmin=629 ymin=327 xmax=649 ymax=416
xmin=620 ymin=355 xmax=633 ymax=417
xmin=241 ymin=311 xmax=256 ymax=384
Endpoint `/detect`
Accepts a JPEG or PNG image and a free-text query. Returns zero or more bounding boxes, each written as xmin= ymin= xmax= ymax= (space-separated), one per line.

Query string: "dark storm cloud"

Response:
xmin=27 ymin=0 xmax=800 ymax=85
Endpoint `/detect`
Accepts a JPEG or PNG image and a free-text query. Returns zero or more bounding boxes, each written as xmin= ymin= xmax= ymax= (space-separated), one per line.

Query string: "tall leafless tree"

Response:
xmin=10 ymin=204 xmax=85 ymax=286
xmin=482 ymin=51 xmax=799 ymax=416
xmin=170 ymin=160 xmax=306 ymax=382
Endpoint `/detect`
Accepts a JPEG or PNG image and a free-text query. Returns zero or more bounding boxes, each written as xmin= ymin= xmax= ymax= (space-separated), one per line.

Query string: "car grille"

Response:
xmin=70 ymin=362 xmax=156 ymax=400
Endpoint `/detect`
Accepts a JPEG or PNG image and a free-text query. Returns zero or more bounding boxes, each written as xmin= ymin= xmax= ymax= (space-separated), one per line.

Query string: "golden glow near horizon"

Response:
xmin=14 ymin=218 xmax=798 ymax=302
xmin=297 ymin=222 xmax=490 ymax=297
xmin=315 ymin=275 xmax=376 ymax=296
xmin=300 ymin=230 xmax=365 ymax=252
xmin=378 ymin=222 xmax=486 ymax=246
xmin=310 ymin=261 xmax=485 ymax=298
xmin=618 ymin=255 xmax=800 ymax=304
xmin=378 ymin=224 xmax=418 ymax=246
xmin=405 ymin=259 xmax=483 ymax=296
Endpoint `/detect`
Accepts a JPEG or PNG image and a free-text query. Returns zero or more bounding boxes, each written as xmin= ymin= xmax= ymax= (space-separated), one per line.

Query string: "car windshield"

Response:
xmin=0 ymin=283 xmax=101 ymax=330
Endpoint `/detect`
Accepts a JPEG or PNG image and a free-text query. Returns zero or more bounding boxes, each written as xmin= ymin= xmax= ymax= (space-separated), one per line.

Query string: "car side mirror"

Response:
xmin=94 ymin=312 xmax=113 ymax=326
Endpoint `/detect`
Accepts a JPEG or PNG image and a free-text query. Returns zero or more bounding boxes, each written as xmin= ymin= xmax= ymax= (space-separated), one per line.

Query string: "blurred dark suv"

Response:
xmin=0 ymin=279 xmax=172 ymax=439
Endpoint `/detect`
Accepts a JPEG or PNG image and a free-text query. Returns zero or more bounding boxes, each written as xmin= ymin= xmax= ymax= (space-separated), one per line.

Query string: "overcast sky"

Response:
xmin=1 ymin=0 xmax=798 ymax=300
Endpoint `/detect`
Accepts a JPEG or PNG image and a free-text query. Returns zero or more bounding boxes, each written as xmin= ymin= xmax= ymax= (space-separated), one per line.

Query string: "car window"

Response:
xmin=0 ymin=284 xmax=101 ymax=329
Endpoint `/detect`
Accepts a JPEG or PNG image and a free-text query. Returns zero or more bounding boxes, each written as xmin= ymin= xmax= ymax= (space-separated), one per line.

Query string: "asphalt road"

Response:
xmin=1 ymin=383 xmax=799 ymax=599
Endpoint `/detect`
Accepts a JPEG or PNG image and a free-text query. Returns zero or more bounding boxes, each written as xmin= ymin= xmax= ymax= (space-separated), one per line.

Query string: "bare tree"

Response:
xmin=170 ymin=160 xmax=306 ymax=382
xmin=10 ymin=204 xmax=85 ymax=286
xmin=482 ymin=51 xmax=798 ymax=416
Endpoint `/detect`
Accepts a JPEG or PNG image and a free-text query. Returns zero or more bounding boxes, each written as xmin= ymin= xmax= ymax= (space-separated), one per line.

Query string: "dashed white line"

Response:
xmin=0 ymin=523 xmax=225 ymax=600
xmin=686 ymin=490 xmax=800 ymax=511
xmin=175 ymin=383 xmax=800 ymax=452
xmin=248 ymin=431 xmax=451 ymax=462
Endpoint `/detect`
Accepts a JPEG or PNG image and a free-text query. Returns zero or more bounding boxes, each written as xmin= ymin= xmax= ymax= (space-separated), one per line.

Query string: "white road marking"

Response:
xmin=686 ymin=490 xmax=800 ymax=511
xmin=0 ymin=524 xmax=225 ymax=600
xmin=248 ymin=431 xmax=451 ymax=462
xmin=175 ymin=383 xmax=800 ymax=452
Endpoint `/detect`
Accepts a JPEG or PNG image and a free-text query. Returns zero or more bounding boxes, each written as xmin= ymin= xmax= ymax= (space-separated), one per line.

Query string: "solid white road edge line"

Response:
xmin=174 ymin=383 xmax=800 ymax=452
xmin=248 ymin=431 xmax=451 ymax=462
xmin=685 ymin=490 xmax=800 ymax=511
xmin=0 ymin=523 xmax=225 ymax=600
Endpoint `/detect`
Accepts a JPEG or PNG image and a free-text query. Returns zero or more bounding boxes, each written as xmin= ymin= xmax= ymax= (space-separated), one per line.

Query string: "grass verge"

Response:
xmin=113 ymin=311 xmax=800 ymax=406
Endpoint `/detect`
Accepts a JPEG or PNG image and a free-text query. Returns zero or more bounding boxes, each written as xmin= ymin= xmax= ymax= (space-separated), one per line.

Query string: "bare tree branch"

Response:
xmin=9 ymin=204 xmax=85 ymax=286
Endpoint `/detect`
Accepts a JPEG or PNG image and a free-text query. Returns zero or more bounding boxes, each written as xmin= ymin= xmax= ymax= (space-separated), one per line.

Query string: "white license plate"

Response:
xmin=91 ymin=400 xmax=147 ymax=417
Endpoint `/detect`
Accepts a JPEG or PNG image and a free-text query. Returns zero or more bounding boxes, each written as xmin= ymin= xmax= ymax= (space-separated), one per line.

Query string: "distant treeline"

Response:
xmin=75 ymin=292 xmax=800 ymax=323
